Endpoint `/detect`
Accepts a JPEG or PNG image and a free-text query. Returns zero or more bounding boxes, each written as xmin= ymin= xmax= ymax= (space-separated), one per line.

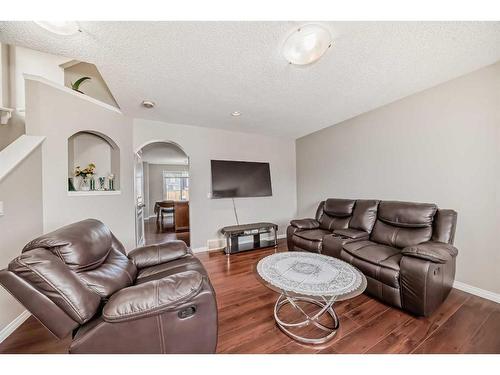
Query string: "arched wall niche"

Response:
xmin=68 ymin=130 xmax=120 ymax=191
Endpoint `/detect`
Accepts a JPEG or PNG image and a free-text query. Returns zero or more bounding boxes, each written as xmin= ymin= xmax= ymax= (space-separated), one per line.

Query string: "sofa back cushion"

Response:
xmin=432 ymin=209 xmax=458 ymax=244
xmin=20 ymin=219 xmax=137 ymax=299
xmin=317 ymin=199 xmax=355 ymax=231
xmin=350 ymin=200 xmax=380 ymax=233
xmin=371 ymin=201 xmax=437 ymax=248
xmin=23 ymin=219 xmax=113 ymax=271
xmin=8 ymin=248 xmax=101 ymax=324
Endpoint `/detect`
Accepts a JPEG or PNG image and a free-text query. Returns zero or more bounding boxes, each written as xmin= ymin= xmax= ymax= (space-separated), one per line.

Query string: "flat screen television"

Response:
xmin=211 ymin=160 xmax=272 ymax=198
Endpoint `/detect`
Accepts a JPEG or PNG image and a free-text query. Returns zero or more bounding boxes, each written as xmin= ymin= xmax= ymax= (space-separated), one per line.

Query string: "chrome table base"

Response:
xmin=274 ymin=294 xmax=339 ymax=345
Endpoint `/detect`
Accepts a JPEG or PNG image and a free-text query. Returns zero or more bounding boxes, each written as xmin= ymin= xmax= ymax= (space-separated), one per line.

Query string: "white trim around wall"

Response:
xmin=191 ymin=246 xmax=211 ymax=253
xmin=0 ymin=135 xmax=46 ymax=183
xmin=0 ymin=310 xmax=30 ymax=344
xmin=453 ymin=281 xmax=500 ymax=304
xmin=23 ymin=74 xmax=122 ymax=114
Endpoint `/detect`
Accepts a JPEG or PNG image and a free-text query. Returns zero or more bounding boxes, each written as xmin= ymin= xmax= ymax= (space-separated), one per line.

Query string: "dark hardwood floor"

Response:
xmin=1 ymin=239 xmax=499 ymax=354
xmin=144 ymin=217 xmax=190 ymax=246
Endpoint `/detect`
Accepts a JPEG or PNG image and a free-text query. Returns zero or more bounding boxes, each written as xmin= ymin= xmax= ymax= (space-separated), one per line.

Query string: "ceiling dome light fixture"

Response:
xmin=142 ymin=100 xmax=156 ymax=109
xmin=283 ymin=24 xmax=333 ymax=65
xmin=34 ymin=21 xmax=80 ymax=36
xmin=231 ymin=111 xmax=242 ymax=117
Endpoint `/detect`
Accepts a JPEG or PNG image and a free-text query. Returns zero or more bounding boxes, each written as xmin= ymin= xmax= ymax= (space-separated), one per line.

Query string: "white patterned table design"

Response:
xmin=257 ymin=252 xmax=366 ymax=344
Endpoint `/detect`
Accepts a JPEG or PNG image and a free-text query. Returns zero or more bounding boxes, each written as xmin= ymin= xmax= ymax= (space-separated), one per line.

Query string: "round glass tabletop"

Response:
xmin=256 ymin=251 xmax=366 ymax=300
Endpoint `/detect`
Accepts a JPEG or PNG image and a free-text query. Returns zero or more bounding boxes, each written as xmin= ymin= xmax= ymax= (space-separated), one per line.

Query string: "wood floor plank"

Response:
xmin=366 ymin=288 xmax=470 ymax=354
xmin=0 ymin=317 xmax=70 ymax=354
xmin=334 ymin=293 xmax=371 ymax=316
xmin=411 ymin=295 xmax=496 ymax=354
xmin=271 ymin=315 xmax=360 ymax=354
xmin=344 ymin=298 xmax=390 ymax=324
xmin=461 ymin=307 xmax=500 ymax=354
xmin=218 ymin=299 xmax=276 ymax=337
xmin=144 ymin=217 xmax=190 ymax=246
xmin=1 ymin=236 xmax=499 ymax=354
xmin=319 ymin=308 xmax=413 ymax=354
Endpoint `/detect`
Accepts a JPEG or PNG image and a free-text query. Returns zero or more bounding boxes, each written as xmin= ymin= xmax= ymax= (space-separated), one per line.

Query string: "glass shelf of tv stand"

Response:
xmin=221 ymin=222 xmax=278 ymax=255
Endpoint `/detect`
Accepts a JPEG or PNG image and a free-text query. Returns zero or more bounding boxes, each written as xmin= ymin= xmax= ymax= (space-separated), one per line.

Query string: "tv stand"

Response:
xmin=221 ymin=222 xmax=278 ymax=255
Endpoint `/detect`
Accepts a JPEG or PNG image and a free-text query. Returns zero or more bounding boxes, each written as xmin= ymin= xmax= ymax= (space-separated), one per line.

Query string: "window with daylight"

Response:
xmin=163 ymin=171 xmax=189 ymax=201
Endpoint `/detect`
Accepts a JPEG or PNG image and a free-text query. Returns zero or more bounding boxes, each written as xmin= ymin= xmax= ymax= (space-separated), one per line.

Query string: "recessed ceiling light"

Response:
xmin=231 ymin=111 xmax=242 ymax=117
xmin=34 ymin=21 xmax=80 ymax=36
xmin=283 ymin=24 xmax=332 ymax=65
xmin=142 ymin=100 xmax=156 ymax=109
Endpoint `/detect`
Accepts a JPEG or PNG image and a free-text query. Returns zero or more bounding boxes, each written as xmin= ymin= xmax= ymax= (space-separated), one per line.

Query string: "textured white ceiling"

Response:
xmin=1 ymin=21 xmax=500 ymax=138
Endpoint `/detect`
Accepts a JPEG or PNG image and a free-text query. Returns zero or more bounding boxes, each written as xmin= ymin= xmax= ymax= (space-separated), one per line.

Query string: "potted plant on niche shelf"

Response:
xmin=75 ymin=163 xmax=96 ymax=191
xmin=71 ymin=76 xmax=91 ymax=94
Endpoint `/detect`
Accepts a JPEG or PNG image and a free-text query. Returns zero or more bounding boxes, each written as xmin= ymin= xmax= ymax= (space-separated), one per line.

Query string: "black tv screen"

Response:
xmin=211 ymin=160 xmax=272 ymax=198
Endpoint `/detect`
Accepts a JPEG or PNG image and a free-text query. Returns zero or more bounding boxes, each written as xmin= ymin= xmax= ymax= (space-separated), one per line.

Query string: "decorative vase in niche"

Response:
xmin=68 ymin=178 xmax=76 ymax=191
xmin=98 ymin=177 xmax=106 ymax=191
xmin=80 ymin=177 xmax=90 ymax=191
xmin=108 ymin=174 xmax=115 ymax=191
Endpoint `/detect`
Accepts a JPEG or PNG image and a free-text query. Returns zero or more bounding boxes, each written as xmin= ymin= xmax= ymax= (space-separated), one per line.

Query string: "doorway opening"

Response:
xmin=135 ymin=141 xmax=190 ymax=247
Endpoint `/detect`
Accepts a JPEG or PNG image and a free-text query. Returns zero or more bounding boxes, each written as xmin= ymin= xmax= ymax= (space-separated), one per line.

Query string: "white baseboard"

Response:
xmin=192 ymin=246 xmax=210 ymax=253
xmin=453 ymin=281 xmax=500 ymax=304
xmin=0 ymin=310 xmax=30 ymax=344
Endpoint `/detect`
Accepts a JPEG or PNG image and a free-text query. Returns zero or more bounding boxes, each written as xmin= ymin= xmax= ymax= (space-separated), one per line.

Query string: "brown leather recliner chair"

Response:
xmin=287 ymin=199 xmax=458 ymax=317
xmin=0 ymin=219 xmax=218 ymax=353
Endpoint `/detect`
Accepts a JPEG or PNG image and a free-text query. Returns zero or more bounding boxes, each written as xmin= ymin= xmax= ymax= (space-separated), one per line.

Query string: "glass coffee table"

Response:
xmin=257 ymin=252 xmax=366 ymax=345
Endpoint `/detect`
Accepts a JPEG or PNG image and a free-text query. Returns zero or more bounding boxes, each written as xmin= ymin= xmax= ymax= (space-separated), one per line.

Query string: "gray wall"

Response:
xmin=0 ymin=145 xmax=43 ymax=335
xmin=296 ymin=61 xmax=500 ymax=294
xmin=25 ymin=77 xmax=136 ymax=249
xmin=134 ymin=119 xmax=297 ymax=250
xmin=1 ymin=45 xmax=67 ymax=151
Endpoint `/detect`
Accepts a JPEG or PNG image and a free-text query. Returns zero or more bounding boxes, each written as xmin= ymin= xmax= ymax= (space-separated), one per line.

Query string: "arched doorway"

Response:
xmin=134 ymin=141 xmax=190 ymax=247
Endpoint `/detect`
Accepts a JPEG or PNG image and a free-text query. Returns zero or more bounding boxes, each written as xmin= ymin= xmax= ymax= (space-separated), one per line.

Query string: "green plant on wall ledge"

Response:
xmin=71 ymin=76 xmax=91 ymax=94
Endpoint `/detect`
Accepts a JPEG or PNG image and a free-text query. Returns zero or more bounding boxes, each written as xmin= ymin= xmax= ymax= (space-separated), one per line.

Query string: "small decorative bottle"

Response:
xmin=98 ymin=177 xmax=106 ymax=191
xmin=108 ymin=174 xmax=115 ymax=191
xmin=90 ymin=177 xmax=96 ymax=191
xmin=80 ymin=177 xmax=90 ymax=191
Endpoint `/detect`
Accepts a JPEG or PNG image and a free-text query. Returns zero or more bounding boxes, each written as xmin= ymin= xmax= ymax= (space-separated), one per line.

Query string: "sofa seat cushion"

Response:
xmin=332 ymin=228 xmax=369 ymax=240
xmin=78 ymin=247 xmax=136 ymax=298
xmin=103 ymin=271 xmax=203 ymax=322
xmin=290 ymin=219 xmax=320 ymax=230
xmin=341 ymin=240 xmax=402 ymax=287
xmin=128 ymin=241 xmax=191 ymax=269
xmin=294 ymin=229 xmax=332 ymax=242
xmin=135 ymin=256 xmax=207 ymax=285
xmin=343 ymin=241 xmax=401 ymax=268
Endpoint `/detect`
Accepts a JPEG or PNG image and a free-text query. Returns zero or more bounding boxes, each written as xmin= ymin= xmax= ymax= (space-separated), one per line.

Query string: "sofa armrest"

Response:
xmin=333 ymin=228 xmax=369 ymax=240
xmin=128 ymin=240 xmax=191 ymax=269
xmin=401 ymin=241 xmax=458 ymax=264
xmin=290 ymin=218 xmax=320 ymax=230
xmin=103 ymin=271 xmax=203 ymax=322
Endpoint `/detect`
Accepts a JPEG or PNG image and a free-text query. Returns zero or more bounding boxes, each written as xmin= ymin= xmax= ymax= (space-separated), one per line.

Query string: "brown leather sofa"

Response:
xmin=0 ymin=219 xmax=218 ymax=353
xmin=287 ymin=199 xmax=458 ymax=316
